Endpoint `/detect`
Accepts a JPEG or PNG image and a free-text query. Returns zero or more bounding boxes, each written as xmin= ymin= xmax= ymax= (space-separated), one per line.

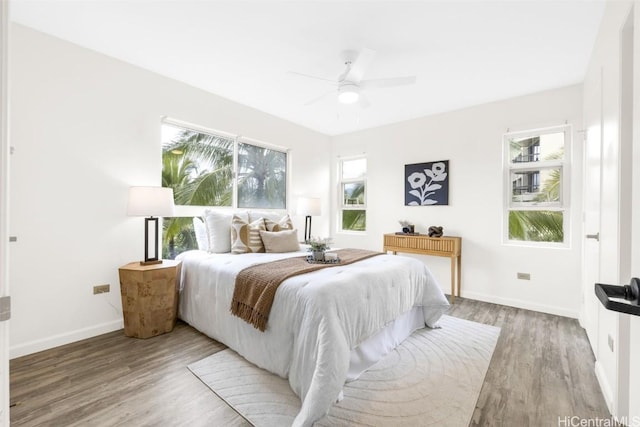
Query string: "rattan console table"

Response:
xmin=383 ymin=233 xmax=462 ymax=302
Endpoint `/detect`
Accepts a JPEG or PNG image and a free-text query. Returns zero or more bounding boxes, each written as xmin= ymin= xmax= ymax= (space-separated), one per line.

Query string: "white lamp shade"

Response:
xmin=127 ymin=186 xmax=175 ymax=217
xmin=297 ymin=197 xmax=321 ymax=216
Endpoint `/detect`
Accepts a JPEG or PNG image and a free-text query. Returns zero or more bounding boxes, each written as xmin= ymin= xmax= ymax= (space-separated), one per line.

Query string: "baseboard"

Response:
xmin=595 ymin=360 xmax=614 ymax=414
xmin=578 ymin=308 xmax=586 ymax=329
xmin=461 ymin=290 xmax=579 ymax=319
xmin=10 ymin=319 xmax=124 ymax=359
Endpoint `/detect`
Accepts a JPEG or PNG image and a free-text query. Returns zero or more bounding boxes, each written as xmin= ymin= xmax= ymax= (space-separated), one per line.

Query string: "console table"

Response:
xmin=383 ymin=233 xmax=462 ymax=302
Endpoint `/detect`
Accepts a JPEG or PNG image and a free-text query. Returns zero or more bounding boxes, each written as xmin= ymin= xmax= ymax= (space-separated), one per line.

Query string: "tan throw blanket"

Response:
xmin=230 ymin=249 xmax=383 ymax=331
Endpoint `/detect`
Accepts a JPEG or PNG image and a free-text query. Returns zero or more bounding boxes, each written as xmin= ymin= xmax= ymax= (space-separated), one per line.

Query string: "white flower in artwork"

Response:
xmin=407 ymin=172 xmax=427 ymax=189
xmin=407 ymin=162 xmax=448 ymax=206
xmin=428 ymin=162 xmax=447 ymax=180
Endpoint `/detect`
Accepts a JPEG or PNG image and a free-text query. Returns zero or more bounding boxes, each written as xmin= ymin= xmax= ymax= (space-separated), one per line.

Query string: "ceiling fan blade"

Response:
xmin=304 ymin=89 xmax=335 ymax=106
xmin=343 ymin=48 xmax=376 ymax=83
xmin=287 ymin=70 xmax=336 ymax=84
xmin=358 ymin=93 xmax=371 ymax=109
xmin=360 ymin=76 xmax=417 ymax=89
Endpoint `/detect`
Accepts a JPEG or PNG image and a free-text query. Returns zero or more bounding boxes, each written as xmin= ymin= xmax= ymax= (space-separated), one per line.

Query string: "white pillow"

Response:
xmin=259 ymin=229 xmax=300 ymax=253
xmin=192 ymin=217 xmax=209 ymax=251
xmin=203 ymin=209 xmax=248 ymax=253
xmin=248 ymin=210 xmax=286 ymax=223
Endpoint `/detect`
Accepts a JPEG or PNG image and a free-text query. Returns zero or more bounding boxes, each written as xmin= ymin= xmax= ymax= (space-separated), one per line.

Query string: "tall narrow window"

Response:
xmin=339 ymin=157 xmax=366 ymax=232
xmin=504 ymin=126 xmax=569 ymax=245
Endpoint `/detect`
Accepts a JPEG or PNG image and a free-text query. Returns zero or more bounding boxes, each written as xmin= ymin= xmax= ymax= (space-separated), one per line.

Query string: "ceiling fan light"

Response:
xmin=338 ymin=84 xmax=359 ymax=104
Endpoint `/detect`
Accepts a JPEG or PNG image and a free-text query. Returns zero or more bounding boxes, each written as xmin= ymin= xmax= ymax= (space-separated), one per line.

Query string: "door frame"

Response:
xmin=612 ymin=5 xmax=635 ymax=419
xmin=629 ymin=1 xmax=640 ymax=415
xmin=0 ymin=0 xmax=10 ymax=424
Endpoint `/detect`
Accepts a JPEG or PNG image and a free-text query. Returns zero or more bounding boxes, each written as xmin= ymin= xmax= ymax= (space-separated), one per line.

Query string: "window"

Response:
xmin=162 ymin=122 xmax=234 ymax=207
xmin=339 ymin=157 xmax=366 ymax=232
xmin=504 ymin=126 xmax=569 ymax=245
xmin=161 ymin=120 xmax=288 ymax=257
xmin=237 ymin=141 xmax=287 ymax=209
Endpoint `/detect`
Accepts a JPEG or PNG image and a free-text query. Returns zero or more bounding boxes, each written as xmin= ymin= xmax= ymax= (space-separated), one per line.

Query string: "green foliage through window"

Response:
xmin=161 ymin=122 xmax=287 ymax=258
xmin=508 ymin=210 xmax=564 ymax=243
xmin=342 ymin=210 xmax=366 ymax=231
xmin=237 ymin=142 xmax=286 ymax=209
xmin=340 ymin=157 xmax=366 ymax=232
xmin=505 ymin=127 xmax=568 ymax=245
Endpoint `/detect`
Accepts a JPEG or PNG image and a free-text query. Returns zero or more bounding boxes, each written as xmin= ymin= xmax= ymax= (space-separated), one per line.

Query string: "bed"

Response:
xmin=177 ymin=245 xmax=449 ymax=426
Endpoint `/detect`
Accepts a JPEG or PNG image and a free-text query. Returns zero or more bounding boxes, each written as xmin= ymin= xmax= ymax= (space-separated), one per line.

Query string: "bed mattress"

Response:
xmin=177 ymin=249 xmax=449 ymax=426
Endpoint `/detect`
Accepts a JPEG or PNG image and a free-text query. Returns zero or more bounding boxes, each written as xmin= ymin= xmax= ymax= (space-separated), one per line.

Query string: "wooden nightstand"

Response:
xmin=118 ymin=260 xmax=182 ymax=338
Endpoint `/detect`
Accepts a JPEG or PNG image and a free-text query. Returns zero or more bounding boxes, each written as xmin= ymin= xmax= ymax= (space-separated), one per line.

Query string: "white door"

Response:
xmin=630 ymin=315 xmax=640 ymax=420
xmin=627 ymin=6 xmax=639 ymax=420
xmin=582 ymin=69 xmax=602 ymax=355
xmin=0 ymin=0 xmax=10 ymax=425
xmin=619 ymin=8 xmax=636 ymax=419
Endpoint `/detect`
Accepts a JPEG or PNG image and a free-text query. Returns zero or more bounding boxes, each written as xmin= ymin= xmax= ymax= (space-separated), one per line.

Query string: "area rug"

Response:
xmin=188 ymin=315 xmax=500 ymax=426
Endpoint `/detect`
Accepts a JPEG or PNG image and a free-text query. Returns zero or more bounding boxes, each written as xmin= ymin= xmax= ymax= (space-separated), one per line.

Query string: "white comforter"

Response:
xmin=177 ymin=249 xmax=449 ymax=426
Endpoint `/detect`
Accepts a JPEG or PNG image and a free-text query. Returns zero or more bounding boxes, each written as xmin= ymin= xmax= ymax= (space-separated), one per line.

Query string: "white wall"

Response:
xmin=330 ymin=85 xmax=584 ymax=318
xmin=8 ymin=24 xmax=331 ymax=358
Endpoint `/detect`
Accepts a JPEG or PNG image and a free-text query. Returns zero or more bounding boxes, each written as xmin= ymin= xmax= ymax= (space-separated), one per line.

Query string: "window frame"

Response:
xmin=502 ymin=125 xmax=571 ymax=248
xmin=161 ymin=117 xmax=290 ymax=215
xmin=338 ymin=155 xmax=367 ymax=234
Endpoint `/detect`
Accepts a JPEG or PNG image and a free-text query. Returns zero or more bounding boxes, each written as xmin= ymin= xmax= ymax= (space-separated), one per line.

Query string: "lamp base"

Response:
xmin=140 ymin=259 xmax=163 ymax=266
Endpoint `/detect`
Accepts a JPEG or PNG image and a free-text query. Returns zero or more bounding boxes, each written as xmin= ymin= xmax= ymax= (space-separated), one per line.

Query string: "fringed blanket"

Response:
xmin=230 ymin=248 xmax=382 ymax=331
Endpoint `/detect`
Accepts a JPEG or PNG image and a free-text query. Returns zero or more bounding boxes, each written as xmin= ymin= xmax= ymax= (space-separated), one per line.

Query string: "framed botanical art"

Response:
xmin=405 ymin=160 xmax=449 ymax=206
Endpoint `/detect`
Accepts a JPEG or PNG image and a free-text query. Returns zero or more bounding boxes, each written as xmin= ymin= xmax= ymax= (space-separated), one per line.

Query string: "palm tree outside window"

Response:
xmin=161 ymin=121 xmax=287 ymax=258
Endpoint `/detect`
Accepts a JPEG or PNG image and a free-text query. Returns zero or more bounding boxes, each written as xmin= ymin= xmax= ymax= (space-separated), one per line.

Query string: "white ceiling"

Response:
xmin=11 ymin=0 xmax=606 ymax=136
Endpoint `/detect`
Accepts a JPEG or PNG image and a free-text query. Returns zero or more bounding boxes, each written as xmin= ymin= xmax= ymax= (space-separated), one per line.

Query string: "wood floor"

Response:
xmin=10 ymin=297 xmax=610 ymax=426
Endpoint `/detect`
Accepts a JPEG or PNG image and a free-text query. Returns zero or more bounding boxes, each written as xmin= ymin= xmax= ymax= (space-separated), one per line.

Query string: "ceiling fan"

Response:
xmin=289 ymin=48 xmax=417 ymax=108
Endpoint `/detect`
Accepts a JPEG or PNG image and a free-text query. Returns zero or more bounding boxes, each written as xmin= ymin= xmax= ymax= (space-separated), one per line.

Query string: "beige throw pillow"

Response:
xmin=265 ymin=214 xmax=294 ymax=232
xmin=259 ymin=229 xmax=300 ymax=253
xmin=231 ymin=215 xmax=266 ymax=254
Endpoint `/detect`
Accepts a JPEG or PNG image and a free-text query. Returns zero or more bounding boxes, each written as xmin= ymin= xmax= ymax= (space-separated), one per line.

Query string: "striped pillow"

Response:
xmin=231 ymin=215 xmax=266 ymax=254
xmin=264 ymin=214 xmax=294 ymax=232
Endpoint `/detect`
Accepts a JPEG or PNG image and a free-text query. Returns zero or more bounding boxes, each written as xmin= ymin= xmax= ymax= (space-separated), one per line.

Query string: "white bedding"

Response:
xmin=177 ymin=249 xmax=450 ymax=426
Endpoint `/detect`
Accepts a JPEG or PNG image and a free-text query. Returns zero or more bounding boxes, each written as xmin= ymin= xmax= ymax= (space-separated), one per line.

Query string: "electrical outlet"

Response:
xmin=93 ymin=284 xmax=110 ymax=294
xmin=517 ymin=272 xmax=531 ymax=280
xmin=608 ymin=334 xmax=614 ymax=352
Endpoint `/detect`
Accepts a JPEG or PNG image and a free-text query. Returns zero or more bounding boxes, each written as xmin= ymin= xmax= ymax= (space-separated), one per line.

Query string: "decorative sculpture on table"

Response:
xmin=398 ymin=220 xmax=415 ymax=234
xmin=428 ymin=226 xmax=443 ymax=237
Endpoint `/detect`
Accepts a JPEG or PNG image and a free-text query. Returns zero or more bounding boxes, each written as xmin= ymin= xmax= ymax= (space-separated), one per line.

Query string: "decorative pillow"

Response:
xmin=203 ymin=210 xmax=248 ymax=253
xmin=259 ymin=229 xmax=300 ymax=253
xmin=192 ymin=217 xmax=209 ymax=251
xmin=264 ymin=214 xmax=294 ymax=232
xmin=231 ymin=215 xmax=266 ymax=254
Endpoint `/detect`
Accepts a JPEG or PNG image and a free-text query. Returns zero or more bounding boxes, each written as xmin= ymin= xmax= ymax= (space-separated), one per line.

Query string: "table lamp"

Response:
xmin=127 ymin=186 xmax=175 ymax=265
xmin=296 ymin=197 xmax=321 ymax=243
